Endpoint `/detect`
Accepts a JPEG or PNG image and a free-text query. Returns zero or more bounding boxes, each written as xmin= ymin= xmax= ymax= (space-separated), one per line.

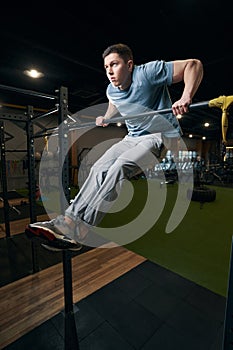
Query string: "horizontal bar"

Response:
xmin=30 ymin=107 xmax=59 ymax=121
xmin=0 ymin=113 xmax=28 ymax=122
xmin=33 ymin=132 xmax=53 ymax=139
xmin=0 ymin=84 xmax=57 ymax=100
xmin=5 ymin=149 xmax=27 ymax=152
xmin=69 ymin=100 xmax=210 ymax=130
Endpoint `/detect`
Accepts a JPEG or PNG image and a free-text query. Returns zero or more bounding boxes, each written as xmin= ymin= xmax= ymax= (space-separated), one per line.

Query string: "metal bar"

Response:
xmin=0 ymin=102 xmax=48 ymax=112
xmin=0 ymin=83 xmax=57 ymax=100
xmin=30 ymin=107 xmax=59 ymax=121
xmin=44 ymin=100 xmax=212 ymax=136
xmin=58 ymin=87 xmax=80 ymax=350
xmin=5 ymin=149 xmax=27 ymax=152
xmin=58 ymin=87 xmax=70 ymax=210
xmin=63 ymin=251 xmax=80 ymax=350
xmin=26 ymin=106 xmax=40 ymax=273
xmin=0 ymin=121 xmax=11 ymax=238
xmin=32 ymin=131 xmax=54 ymax=139
xmin=26 ymin=106 xmax=37 ymax=223
xmin=0 ymin=113 xmax=28 ymax=122
xmin=68 ymin=100 xmax=211 ymax=130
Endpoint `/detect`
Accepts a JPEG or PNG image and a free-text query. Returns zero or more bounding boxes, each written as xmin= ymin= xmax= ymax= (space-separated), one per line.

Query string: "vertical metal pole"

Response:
xmin=0 ymin=121 xmax=10 ymax=237
xmin=26 ymin=106 xmax=37 ymax=222
xmin=62 ymin=250 xmax=79 ymax=350
xmin=57 ymin=86 xmax=79 ymax=350
xmin=26 ymin=106 xmax=40 ymax=273
xmin=222 ymin=236 xmax=233 ymax=349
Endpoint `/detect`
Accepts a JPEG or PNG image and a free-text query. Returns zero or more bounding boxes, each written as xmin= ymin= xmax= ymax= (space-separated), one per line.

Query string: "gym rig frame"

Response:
xmin=0 ymin=84 xmax=79 ymax=349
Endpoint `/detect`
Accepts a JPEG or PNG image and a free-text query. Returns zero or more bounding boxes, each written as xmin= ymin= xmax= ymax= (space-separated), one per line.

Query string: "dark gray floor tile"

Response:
xmin=141 ymin=322 xmax=209 ymax=350
xmin=134 ymin=260 xmax=196 ymax=298
xmin=86 ymin=282 xmax=132 ymax=319
xmin=4 ymin=319 xmax=64 ymax=350
xmin=166 ymin=300 xmax=223 ymax=348
xmin=111 ymin=267 xmax=153 ymax=298
xmin=134 ymin=260 xmax=167 ymax=283
xmin=107 ymin=299 xmax=162 ymax=349
xmin=79 ymin=321 xmax=134 ymax=350
xmin=185 ymin=283 xmax=226 ymax=322
xmin=134 ymin=282 xmax=182 ymax=320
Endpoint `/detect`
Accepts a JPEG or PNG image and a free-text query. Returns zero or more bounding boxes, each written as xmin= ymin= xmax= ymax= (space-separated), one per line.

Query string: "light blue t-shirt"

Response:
xmin=106 ymin=60 xmax=182 ymax=138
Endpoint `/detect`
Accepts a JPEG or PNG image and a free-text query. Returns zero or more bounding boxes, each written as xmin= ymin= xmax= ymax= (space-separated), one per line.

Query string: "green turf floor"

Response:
xmin=100 ymin=180 xmax=233 ymax=297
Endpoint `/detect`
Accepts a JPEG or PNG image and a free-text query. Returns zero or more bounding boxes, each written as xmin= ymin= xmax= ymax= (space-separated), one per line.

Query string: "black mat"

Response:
xmin=4 ymin=260 xmax=226 ymax=350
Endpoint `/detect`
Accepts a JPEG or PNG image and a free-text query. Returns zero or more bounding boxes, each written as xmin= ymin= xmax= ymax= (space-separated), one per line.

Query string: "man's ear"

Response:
xmin=128 ymin=60 xmax=133 ymax=71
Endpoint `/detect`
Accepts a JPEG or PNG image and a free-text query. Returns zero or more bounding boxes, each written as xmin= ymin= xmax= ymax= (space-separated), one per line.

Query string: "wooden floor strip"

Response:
xmin=0 ymin=242 xmax=146 ymax=349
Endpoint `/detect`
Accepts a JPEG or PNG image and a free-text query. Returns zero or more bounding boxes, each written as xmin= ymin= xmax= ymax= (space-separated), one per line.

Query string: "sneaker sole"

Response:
xmin=41 ymin=243 xmax=83 ymax=252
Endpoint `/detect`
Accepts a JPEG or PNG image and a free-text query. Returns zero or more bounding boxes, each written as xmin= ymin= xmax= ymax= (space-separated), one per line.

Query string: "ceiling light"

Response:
xmin=204 ymin=122 xmax=210 ymax=127
xmin=24 ymin=69 xmax=44 ymax=79
xmin=189 ymin=134 xmax=193 ymax=138
xmin=202 ymin=136 xmax=206 ymax=140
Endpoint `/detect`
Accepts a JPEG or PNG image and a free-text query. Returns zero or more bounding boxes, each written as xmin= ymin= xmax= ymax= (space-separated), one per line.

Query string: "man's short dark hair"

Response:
xmin=102 ymin=43 xmax=133 ymax=63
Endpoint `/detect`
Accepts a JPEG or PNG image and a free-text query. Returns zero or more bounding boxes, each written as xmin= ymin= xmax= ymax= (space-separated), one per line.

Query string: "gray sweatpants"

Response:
xmin=65 ymin=133 xmax=163 ymax=227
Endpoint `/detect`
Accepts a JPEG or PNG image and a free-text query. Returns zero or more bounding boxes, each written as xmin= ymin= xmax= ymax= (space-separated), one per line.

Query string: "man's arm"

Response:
xmin=171 ymin=59 xmax=204 ymax=115
xmin=96 ymin=101 xmax=118 ymax=127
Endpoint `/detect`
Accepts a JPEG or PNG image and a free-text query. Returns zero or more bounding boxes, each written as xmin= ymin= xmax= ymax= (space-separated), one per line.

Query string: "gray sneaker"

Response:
xmin=25 ymin=215 xmax=82 ymax=251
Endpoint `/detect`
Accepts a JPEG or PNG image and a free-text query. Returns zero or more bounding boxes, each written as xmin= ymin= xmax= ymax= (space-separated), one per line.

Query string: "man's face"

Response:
xmin=104 ymin=53 xmax=133 ymax=90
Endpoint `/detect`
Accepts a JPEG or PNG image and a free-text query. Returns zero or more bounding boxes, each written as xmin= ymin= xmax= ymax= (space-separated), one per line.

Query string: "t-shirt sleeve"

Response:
xmin=143 ymin=60 xmax=173 ymax=86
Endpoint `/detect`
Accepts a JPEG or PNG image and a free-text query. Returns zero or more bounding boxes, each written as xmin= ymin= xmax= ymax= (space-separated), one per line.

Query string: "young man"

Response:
xmin=25 ymin=43 xmax=203 ymax=251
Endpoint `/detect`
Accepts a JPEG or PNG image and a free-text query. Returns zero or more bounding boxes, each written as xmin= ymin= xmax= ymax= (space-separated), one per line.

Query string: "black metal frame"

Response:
xmin=0 ymin=87 xmax=57 ymax=242
xmin=58 ymin=86 xmax=80 ymax=350
xmin=0 ymin=84 xmax=80 ymax=349
xmin=0 ymin=120 xmax=10 ymax=237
